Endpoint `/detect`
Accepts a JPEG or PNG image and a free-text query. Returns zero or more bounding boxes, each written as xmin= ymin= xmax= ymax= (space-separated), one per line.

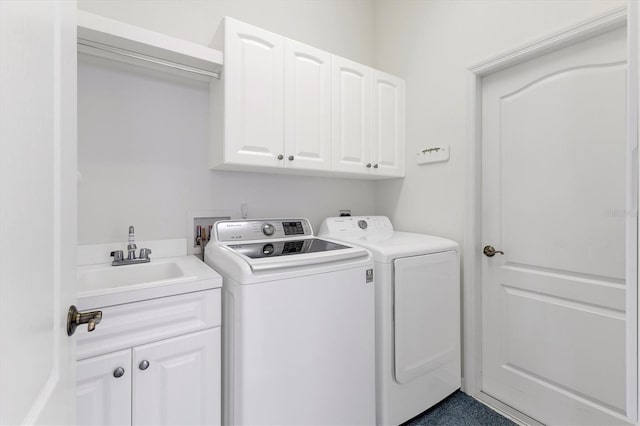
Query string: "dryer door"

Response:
xmin=394 ymin=251 xmax=460 ymax=383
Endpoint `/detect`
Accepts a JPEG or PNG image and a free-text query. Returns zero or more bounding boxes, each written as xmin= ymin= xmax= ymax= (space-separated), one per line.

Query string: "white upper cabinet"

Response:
xmin=210 ymin=17 xmax=404 ymax=179
xmin=214 ymin=18 xmax=284 ymax=168
xmin=284 ymin=38 xmax=331 ymax=171
xmin=371 ymin=70 xmax=405 ymax=177
xmin=331 ymin=56 xmax=372 ymax=174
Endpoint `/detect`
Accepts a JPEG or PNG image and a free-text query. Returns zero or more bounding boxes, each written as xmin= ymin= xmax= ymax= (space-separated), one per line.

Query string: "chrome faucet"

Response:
xmin=127 ymin=225 xmax=137 ymax=260
xmin=110 ymin=225 xmax=152 ymax=266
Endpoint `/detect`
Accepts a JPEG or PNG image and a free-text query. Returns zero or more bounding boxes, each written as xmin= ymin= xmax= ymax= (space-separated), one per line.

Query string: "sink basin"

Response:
xmin=80 ymin=261 xmax=186 ymax=290
xmin=77 ymin=256 xmax=222 ymax=309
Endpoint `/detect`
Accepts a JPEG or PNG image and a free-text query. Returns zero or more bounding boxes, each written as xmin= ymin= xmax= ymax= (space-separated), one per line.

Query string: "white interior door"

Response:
xmin=481 ymin=26 xmax=630 ymax=425
xmin=0 ymin=1 xmax=78 ymax=425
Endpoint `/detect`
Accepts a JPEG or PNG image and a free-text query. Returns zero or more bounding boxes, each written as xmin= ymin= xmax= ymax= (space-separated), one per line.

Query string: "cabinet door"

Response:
xmin=371 ymin=70 xmax=405 ymax=177
xmin=133 ymin=328 xmax=221 ymax=426
xmin=224 ymin=18 xmax=284 ymax=167
xmin=77 ymin=350 xmax=132 ymax=426
xmin=331 ymin=56 xmax=371 ymax=174
xmin=284 ymin=38 xmax=331 ymax=171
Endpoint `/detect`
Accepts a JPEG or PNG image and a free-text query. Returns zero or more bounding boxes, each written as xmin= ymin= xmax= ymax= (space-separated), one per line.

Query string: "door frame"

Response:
xmin=462 ymin=3 xmax=639 ymax=422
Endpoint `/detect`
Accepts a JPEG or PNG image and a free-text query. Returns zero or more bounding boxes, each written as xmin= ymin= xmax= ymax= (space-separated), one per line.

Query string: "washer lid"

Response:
xmin=320 ymin=231 xmax=458 ymax=263
xmin=217 ymin=238 xmax=370 ymax=272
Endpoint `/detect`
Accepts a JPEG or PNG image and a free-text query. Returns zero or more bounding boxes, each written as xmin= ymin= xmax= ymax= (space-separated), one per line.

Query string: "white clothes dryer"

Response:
xmin=319 ymin=216 xmax=461 ymax=426
xmin=206 ymin=218 xmax=376 ymax=426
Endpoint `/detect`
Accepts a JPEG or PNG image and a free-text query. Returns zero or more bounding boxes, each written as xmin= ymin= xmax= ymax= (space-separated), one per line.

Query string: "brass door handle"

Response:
xmin=483 ymin=245 xmax=504 ymax=257
xmin=67 ymin=305 xmax=102 ymax=336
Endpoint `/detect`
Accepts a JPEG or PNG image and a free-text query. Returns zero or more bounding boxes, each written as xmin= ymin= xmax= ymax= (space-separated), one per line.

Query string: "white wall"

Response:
xmin=374 ymin=0 xmax=626 ymax=244
xmin=77 ymin=0 xmax=376 ymax=244
xmin=78 ymin=0 xmax=375 ymax=66
xmin=77 ymin=0 xmax=626 ymax=245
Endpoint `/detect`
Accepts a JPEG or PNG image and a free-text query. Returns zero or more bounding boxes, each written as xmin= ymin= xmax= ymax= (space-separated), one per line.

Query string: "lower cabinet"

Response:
xmin=77 ymin=349 xmax=131 ymax=426
xmin=76 ymin=289 xmax=221 ymax=426
xmin=133 ymin=329 xmax=221 ymax=425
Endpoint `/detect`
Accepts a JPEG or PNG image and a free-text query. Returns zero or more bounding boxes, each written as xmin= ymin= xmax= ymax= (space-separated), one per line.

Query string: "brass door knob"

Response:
xmin=67 ymin=305 xmax=102 ymax=336
xmin=483 ymin=245 xmax=504 ymax=257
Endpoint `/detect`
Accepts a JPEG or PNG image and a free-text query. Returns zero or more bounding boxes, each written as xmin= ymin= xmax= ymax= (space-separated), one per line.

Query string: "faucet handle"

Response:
xmin=139 ymin=248 xmax=152 ymax=260
xmin=110 ymin=250 xmax=124 ymax=262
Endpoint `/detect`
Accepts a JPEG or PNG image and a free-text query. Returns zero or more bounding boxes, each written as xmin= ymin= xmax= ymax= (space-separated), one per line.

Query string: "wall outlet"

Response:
xmin=339 ymin=209 xmax=352 ymax=217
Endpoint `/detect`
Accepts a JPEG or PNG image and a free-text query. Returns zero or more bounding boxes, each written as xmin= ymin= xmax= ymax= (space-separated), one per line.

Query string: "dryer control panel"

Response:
xmin=215 ymin=219 xmax=313 ymax=242
xmin=318 ymin=216 xmax=393 ymax=236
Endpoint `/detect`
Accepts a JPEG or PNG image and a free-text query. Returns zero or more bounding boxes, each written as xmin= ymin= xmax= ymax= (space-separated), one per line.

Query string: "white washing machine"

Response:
xmin=319 ymin=216 xmax=461 ymax=426
xmin=205 ymin=218 xmax=376 ymax=426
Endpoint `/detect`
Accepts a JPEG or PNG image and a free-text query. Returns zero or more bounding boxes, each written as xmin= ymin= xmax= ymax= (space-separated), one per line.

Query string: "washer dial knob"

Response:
xmin=358 ymin=220 xmax=368 ymax=230
xmin=262 ymin=223 xmax=275 ymax=236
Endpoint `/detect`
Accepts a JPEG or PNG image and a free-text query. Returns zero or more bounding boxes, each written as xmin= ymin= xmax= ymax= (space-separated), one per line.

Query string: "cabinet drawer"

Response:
xmin=77 ymin=289 xmax=220 ymax=360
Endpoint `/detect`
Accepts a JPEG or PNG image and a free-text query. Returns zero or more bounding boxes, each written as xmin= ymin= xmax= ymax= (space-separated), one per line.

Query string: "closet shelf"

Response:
xmin=77 ymin=11 xmax=223 ymax=80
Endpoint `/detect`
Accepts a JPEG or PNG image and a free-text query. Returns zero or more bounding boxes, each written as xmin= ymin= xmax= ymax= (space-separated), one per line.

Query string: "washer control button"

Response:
xmin=262 ymin=223 xmax=275 ymax=236
xmin=358 ymin=220 xmax=368 ymax=230
xmin=262 ymin=244 xmax=275 ymax=256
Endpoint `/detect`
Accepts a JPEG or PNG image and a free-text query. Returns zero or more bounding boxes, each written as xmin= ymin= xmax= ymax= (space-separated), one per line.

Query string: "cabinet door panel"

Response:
xmin=331 ymin=56 xmax=371 ymax=174
xmin=372 ymin=70 xmax=405 ymax=177
xmin=284 ymin=39 xmax=331 ymax=170
xmin=133 ymin=328 xmax=221 ymax=426
xmin=224 ymin=18 xmax=284 ymax=167
xmin=77 ymin=350 xmax=132 ymax=426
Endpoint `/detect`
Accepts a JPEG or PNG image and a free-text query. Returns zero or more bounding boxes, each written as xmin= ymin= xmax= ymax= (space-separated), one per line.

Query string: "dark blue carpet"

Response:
xmin=403 ymin=391 xmax=517 ymax=426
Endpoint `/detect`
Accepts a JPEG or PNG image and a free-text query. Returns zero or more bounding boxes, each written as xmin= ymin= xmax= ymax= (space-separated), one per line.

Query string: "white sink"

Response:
xmin=77 ymin=256 xmax=222 ymax=309
xmin=80 ymin=261 xmax=187 ymax=290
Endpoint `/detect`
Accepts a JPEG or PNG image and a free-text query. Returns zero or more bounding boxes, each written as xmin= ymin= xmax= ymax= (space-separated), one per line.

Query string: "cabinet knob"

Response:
xmin=373 ymin=164 xmax=379 ymax=168
xmin=366 ymin=163 xmax=372 ymax=168
xmin=113 ymin=367 xmax=125 ymax=378
xmin=139 ymin=360 xmax=150 ymax=370
xmin=288 ymin=155 xmax=294 ymax=161
xmin=277 ymin=154 xmax=284 ymax=160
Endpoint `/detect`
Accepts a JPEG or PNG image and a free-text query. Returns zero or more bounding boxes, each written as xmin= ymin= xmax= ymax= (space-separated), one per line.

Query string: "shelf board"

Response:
xmin=77 ymin=11 xmax=223 ymax=80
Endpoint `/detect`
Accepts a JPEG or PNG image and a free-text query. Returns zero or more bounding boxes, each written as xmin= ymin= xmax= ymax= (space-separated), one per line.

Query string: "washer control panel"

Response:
xmin=318 ymin=216 xmax=393 ymax=235
xmin=215 ymin=219 xmax=313 ymax=242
